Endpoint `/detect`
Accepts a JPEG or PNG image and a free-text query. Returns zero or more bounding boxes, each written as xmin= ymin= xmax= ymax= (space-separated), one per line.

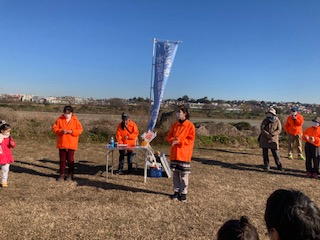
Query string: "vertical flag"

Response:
xmin=147 ymin=40 xmax=180 ymax=131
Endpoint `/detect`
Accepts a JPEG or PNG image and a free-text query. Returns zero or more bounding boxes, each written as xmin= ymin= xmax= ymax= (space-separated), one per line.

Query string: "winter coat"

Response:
xmin=302 ymin=126 xmax=320 ymax=147
xmin=52 ymin=114 xmax=83 ymax=150
xmin=284 ymin=113 xmax=304 ymax=136
xmin=167 ymin=119 xmax=195 ymax=162
xmin=116 ymin=120 xmax=139 ymax=146
xmin=0 ymin=135 xmax=16 ymax=164
xmin=259 ymin=117 xmax=282 ymax=150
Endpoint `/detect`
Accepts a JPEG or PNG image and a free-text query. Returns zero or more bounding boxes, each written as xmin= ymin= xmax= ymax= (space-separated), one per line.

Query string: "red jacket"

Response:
xmin=302 ymin=126 xmax=320 ymax=147
xmin=284 ymin=114 xmax=304 ymax=136
xmin=167 ymin=119 xmax=195 ymax=162
xmin=0 ymin=136 xmax=16 ymax=164
xmin=52 ymin=114 xmax=83 ymax=150
xmin=116 ymin=120 xmax=139 ymax=146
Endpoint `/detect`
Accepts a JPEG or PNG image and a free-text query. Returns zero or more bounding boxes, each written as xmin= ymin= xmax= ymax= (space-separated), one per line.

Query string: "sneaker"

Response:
xmin=57 ymin=175 xmax=65 ymax=181
xmin=264 ymin=165 xmax=270 ymax=171
xmin=307 ymin=172 xmax=312 ymax=178
xmin=277 ymin=166 xmax=284 ymax=172
xmin=180 ymin=194 xmax=187 ymax=203
xmin=115 ymin=170 xmax=123 ymax=175
xmin=312 ymin=173 xmax=319 ymax=179
xmin=1 ymin=182 xmax=8 ymax=188
xmin=298 ymin=155 xmax=305 ymax=161
xmin=66 ymin=174 xmax=73 ymax=181
xmin=288 ymin=154 xmax=293 ymax=160
xmin=170 ymin=192 xmax=179 ymax=200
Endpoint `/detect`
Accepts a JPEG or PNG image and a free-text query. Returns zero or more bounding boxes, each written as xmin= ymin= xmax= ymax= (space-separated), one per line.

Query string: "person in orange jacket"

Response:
xmin=115 ymin=113 xmax=139 ymax=174
xmin=302 ymin=116 xmax=320 ymax=178
xmin=53 ymin=106 xmax=83 ymax=181
xmin=167 ymin=105 xmax=195 ymax=203
xmin=284 ymin=107 xmax=305 ymax=160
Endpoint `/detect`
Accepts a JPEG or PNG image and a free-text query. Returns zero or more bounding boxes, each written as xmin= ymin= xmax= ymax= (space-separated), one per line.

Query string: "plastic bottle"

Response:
xmin=110 ymin=137 xmax=114 ymax=148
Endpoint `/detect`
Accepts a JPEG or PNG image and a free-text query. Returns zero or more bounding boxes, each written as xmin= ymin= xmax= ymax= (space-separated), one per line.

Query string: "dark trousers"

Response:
xmin=59 ymin=149 xmax=75 ymax=175
xmin=305 ymin=142 xmax=320 ymax=174
xmin=118 ymin=150 xmax=133 ymax=172
xmin=262 ymin=148 xmax=282 ymax=168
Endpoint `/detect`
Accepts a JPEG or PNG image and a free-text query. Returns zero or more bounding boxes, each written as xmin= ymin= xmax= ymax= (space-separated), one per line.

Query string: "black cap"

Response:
xmin=122 ymin=112 xmax=129 ymax=120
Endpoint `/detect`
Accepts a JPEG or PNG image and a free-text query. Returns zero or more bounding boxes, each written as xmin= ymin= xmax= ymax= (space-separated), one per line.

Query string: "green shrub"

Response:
xmin=232 ymin=121 xmax=252 ymax=130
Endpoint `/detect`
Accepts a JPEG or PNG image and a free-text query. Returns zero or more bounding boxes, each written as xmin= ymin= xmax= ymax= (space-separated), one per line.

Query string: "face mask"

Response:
xmin=312 ymin=122 xmax=319 ymax=127
xmin=2 ymin=132 xmax=10 ymax=137
xmin=176 ymin=112 xmax=181 ymax=119
xmin=267 ymin=115 xmax=276 ymax=122
xmin=64 ymin=113 xmax=72 ymax=119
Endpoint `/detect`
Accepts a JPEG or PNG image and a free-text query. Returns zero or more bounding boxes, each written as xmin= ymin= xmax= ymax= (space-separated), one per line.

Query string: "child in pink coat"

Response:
xmin=0 ymin=122 xmax=16 ymax=187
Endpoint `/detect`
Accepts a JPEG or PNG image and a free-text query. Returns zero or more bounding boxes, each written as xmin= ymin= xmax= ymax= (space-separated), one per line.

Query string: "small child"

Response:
xmin=302 ymin=117 xmax=320 ymax=178
xmin=0 ymin=122 xmax=16 ymax=187
xmin=217 ymin=215 xmax=259 ymax=240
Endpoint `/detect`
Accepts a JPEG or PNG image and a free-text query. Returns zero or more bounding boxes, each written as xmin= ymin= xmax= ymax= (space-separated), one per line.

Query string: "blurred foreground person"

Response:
xmin=258 ymin=107 xmax=283 ymax=171
xmin=264 ymin=189 xmax=320 ymax=240
xmin=53 ymin=106 xmax=83 ymax=181
xmin=0 ymin=122 xmax=16 ymax=188
xmin=302 ymin=117 xmax=320 ymax=178
xmin=115 ymin=112 xmax=139 ymax=174
xmin=167 ymin=105 xmax=195 ymax=203
xmin=217 ymin=215 xmax=259 ymax=240
xmin=284 ymin=107 xmax=305 ymax=160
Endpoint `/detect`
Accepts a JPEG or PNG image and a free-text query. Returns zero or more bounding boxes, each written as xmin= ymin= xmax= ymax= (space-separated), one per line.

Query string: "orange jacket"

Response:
xmin=116 ymin=120 xmax=139 ymax=146
xmin=284 ymin=114 xmax=304 ymax=136
xmin=302 ymin=126 xmax=320 ymax=147
xmin=167 ymin=119 xmax=195 ymax=162
xmin=52 ymin=114 xmax=83 ymax=150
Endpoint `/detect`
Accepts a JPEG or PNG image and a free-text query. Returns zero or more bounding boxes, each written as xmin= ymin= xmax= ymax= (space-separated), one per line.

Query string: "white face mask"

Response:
xmin=176 ymin=112 xmax=181 ymax=119
xmin=312 ymin=122 xmax=319 ymax=127
xmin=64 ymin=113 xmax=72 ymax=119
xmin=2 ymin=132 xmax=10 ymax=137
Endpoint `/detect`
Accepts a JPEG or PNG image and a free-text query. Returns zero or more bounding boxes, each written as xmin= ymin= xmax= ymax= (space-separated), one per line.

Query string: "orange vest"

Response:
xmin=116 ymin=120 xmax=139 ymax=146
xmin=52 ymin=114 xmax=83 ymax=150
xmin=167 ymin=119 xmax=195 ymax=162
xmin=302 ymin=126 xmax=320 ymax=147
xmin=284 ymin=114 xmax=304 ymax=136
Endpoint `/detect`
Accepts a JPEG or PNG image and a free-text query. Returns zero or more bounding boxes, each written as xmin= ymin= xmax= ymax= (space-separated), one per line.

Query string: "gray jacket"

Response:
xmin=259 ymin=117 xmax=282 ymax=150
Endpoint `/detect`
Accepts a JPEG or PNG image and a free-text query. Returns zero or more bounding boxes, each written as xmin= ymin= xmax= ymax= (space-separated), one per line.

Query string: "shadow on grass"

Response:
xmin=192 ymin=156 xmax=307 ymax=179
xmin=10 ymin=158 xmax=169 ymax=196
xmin=198 ymin=147 xmax=261 ymax=156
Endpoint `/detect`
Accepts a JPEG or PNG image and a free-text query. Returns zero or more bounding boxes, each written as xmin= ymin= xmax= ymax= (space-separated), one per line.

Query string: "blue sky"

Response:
xmin=1 ymin=0 xmax=320 ymax=104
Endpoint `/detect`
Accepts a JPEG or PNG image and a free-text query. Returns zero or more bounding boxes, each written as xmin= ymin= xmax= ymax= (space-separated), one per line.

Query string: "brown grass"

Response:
xmin=0 ymin=108 xmax=319 ymax=239
xmin=1 ymin=139 xmax=319 ymax=240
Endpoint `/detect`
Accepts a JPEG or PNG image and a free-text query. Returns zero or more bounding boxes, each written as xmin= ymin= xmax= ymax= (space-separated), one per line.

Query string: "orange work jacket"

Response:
xmin=167 ymin=119 xmax=195 ymax=162
xmin=302 ymin=126 xmax=320 ymax=147
xmin=284 ymin=114 xmax=304 ymax=136
xmin=52 ymin=114 xmax=83 ymax=150
xmin=116 ymin=120 xmax=139 ymax=146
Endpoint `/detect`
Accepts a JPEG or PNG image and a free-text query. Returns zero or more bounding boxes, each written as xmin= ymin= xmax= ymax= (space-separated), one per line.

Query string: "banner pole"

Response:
xmin=148 ymin=38 xmax=157 ymax=127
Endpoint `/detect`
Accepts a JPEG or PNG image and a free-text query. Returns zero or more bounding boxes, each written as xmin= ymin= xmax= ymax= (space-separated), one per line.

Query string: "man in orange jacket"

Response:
xmin=284 ymin=107 xmax=305 ymax=160
xmin=115 ymin=113 xmax=139 ymax=174
xmin=302 ymin=117 xmax=320 ymax=178
xmin=53 ymin=106 xmax=83 ymax=181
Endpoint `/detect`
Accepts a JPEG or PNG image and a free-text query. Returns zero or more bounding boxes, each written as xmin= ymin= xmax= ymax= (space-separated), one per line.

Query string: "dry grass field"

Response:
xmin=0 ymin=107 xmax=320 ymax=239
xmin=1 ymin=140 xmax=320 ymax=240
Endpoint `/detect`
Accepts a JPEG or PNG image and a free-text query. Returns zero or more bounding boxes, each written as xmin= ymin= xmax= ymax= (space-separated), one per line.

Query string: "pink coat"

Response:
xmin=0 ymin=136 xmax=16 ymax=164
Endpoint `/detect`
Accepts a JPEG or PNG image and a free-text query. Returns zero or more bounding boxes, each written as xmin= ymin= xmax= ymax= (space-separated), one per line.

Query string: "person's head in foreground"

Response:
xmin=217 ymin=215 xmax=259 ymax=240
xmin=264 ymin=189 xmax=320 ymax=240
